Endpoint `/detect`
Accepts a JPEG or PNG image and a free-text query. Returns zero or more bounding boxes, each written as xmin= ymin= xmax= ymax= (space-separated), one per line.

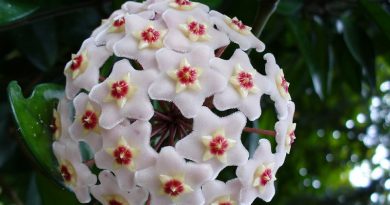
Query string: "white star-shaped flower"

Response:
xmin=94 ymin=120 xmax=157 ymax=190
xmin=89 ymin=59 xmax=157 ymax=129
xmin=91 ymin=170 xmax=148 ymax=205
xmin=92 ymin=3 xmax=155 ymax=51
xmin=114 ymin=14 xmax=167 ymax=70
xmin=148 ymin=46 xmax=226 ymax=118
xmin=69 ymin=93 xmax=103 ymax=152
xmin=202 ymin=179 xmax=242 ymax=205
xmin=236 ymin=139 xmax=281 ymax=203
xmin=64 ymin=38 xmax=111 ymax=99
xmin=275 ymin=102 xmax=296 ymax=161
xmin=176 ymin=107 xmax=248 ymax=178
xmin=51 ymin=98 xmax=73 ymax=143
xmin=135 ymin=146 xmax=213 ymax=205
xmin=211 ymin=49 xmax=270 ymax=121
xmin=264 ymin=53 xmax=292 ymax=120
xmin=53 ymin=141 xmax=97 ymax=203
xmin=148 ymin=0 xmax=209 ymax=15
xmin=210 ymin=10 xmax=265 ymax=52
xmin=162 ymin=8 xmax=229 ymax=52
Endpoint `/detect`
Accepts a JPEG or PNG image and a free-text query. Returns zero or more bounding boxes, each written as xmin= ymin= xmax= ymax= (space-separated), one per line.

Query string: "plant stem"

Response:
xmin=243 ymin=127 xmax=276 ymax=136
xmin=252 ymin=0 xmax=280 ymax=38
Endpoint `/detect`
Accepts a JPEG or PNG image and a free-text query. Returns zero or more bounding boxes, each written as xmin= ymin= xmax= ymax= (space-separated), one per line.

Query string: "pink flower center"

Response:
xmin=141 ymin=27 xmax=161 ymax=43
xmin=177 ymin=66 xmax=198 ymax=85
xmin=260 ymin=168 xmax=272 ymax=186
xmin=237 ymin=71 xmax=254 ymax=89
xmin=110 ymin=80 xmax=129 ymax=99
xmin=108 ymin=199 xmax=123 ymax=205
xmin=175 ymin=0 xmax=192 ymax=6
xmin=113 ymin=17 xmax=125 ymax=27
xmin=163 ymin=179 xmax=185 ymax=197
xmin=188 ymin=21 xmax=206 ymax=36
xmin=81 ymin=110 xmax=98 ymax=130
xmin=209 ymin=135 xmax=229 ymax=156
xmin=281 ymin=76 xmax=289 ymax=93
xmin=232 ymin=18 xmax=246 ymax=30
xmin=60 ymin=165 xmax=72 ymax=182
xmin=113 ymin=146 xmax=133 ymax=165
xmin=70 ymin=55 xmax=83 ymax=71
xmin=219 ymin=203 xmax=233 ymax=205
xmin=289 ymin=131 xmax=295 ymax=145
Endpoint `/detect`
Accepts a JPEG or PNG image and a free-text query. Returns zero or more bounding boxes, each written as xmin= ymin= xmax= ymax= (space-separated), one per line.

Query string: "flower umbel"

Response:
xmin=53 ymin=0 xmax=296 ymax=204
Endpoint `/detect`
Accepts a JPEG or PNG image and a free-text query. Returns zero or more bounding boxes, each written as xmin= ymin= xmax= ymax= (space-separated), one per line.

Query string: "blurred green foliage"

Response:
xmin=1 ymin=0 xmax=389 ymax=204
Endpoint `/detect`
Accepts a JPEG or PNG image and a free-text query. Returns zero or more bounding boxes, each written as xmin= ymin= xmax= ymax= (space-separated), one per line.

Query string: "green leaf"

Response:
xmin=11 ymin=20 xmax=58 ymax=72
xmin=7 ymin=81 xmax=64 ymax=183
xmin=341 ymin=13 xmax=376 ymax=90
xmin=287 ymin=17 xmax=325 ymax=99
xmin=36 ymin=172 xmax=79 ymax=205
xmin=360 ymin=0 xmax=390 ymax=41
xmin=0 ymin=0 xmax=40 ymax=26
xmin=276 ymin=0 xmax=303 ymax=15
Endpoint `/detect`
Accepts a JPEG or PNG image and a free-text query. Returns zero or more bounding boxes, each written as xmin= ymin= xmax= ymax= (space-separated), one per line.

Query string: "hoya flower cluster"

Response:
xmin=52 ymin=0 xmax=296 ymax=204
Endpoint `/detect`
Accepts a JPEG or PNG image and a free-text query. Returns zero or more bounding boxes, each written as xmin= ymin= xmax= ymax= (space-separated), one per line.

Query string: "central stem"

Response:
xmin=150 ymin=101 xmax=276 ymax=150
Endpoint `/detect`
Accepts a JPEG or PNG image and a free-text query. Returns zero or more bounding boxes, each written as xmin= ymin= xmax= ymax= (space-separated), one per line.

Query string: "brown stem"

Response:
xmin=215 ymin=45 xmax=228 ymax=57
xmin=203 ymin=96 xmax=214 ymax=109
xmin=169 ymin=126 xmax=177 ymax=146
xmin=155 ymin=127 xmax=169 ymax=151
xmin=146 ymin=195 xmax=151 ymax=205
xmin=151 ymin=123 xmax=166 ymax=137
xmin=154 ymin=111 xmax=172 ymax=121
xmin=243 ymin=127 xmax=276 ymax=136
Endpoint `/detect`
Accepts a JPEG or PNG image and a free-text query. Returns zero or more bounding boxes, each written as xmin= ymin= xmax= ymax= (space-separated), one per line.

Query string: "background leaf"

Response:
xmin=7 ymin=81 xmax=64 ymax=184
xmin=287 ymin=17 xmax=325 ymax=99
xmin=341 ymin=12 xmax=376 ymax=90
xmin=0 ymin=0 xmax=40 ymax=26
xmin=360 ymin=0 xmax=390 ymax=41
xmin=276 ymin=0 xmax=302 ymax=15
xmin=11 ymin=20 xmax=58 ymax=72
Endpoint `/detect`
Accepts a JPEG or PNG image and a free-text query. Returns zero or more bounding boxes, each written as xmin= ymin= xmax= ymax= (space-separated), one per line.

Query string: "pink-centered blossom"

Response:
xmin=89 ymin=59 xmax=157 ymax=129
xmin=236 ymin=139 xmax=280 ymax=203
xmin=264 ymin=53 xmax=292 ymax=120
xmin=114 ymin=14 xmax=168 ymax=70
xmin=202 ymin=179 xmax=242 ymax=205
xmin=176 ymin=106 xmax=248 ymax=178
xmin=93 ymin=3 xmax=155 ymax=51
xmin=91 ymin=170 xmax=148 ymax=205
xmin=69 ymin=92 xmax=103 ymax=152
xmin=148 ymin=0 xmax=209 ymax=15
xmin=64 ymin=38 xmax=111 ymax=99
xmin=275 ymin=101 xmax=296 ymax=162
xmin=51 ymin=98 xmax=73 ymax=143
xmin=210 ymin=10 xmax=265 ymax=52
xmin=53 ymin=141 xmax=97 ymax=203
xmin=135 ymin=146 xmax=213 ymax=205
xmin=148 ymin=46 xmax=226 ymax=118
xmin=162 ymin=8 xmax=229 ymax=52
xmin=94 ymin=120 xmax=157 ymax=190
xmin=211 ymin=49 xmax=269 ymax=121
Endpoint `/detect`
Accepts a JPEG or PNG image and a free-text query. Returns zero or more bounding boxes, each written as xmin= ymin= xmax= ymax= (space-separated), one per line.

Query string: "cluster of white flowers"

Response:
xmin=52 ymin=0 xmax=296 ymax=204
